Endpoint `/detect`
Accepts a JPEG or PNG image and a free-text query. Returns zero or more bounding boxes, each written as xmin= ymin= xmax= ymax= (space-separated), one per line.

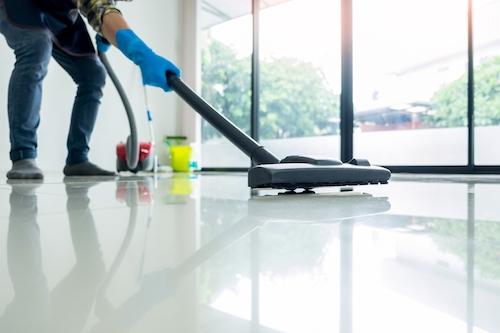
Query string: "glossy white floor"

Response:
xmin=1 ymin=173 xmax=500 ymax=333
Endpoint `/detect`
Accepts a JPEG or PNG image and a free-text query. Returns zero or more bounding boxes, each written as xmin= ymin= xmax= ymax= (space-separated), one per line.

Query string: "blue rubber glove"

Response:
xmin=115 ymin=29 xmax=181 ymax=92
xmin=96 ymin=34 xmax=111 ymax=53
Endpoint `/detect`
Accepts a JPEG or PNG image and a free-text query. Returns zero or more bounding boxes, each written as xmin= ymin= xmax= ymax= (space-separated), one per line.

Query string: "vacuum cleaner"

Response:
xmin=165 ymin=72 xmax=391 ymax=191
xmin=99 ymin=46 xmax=390 ymax=189
xmin=98 ymin=51 xmax=155 ymax=173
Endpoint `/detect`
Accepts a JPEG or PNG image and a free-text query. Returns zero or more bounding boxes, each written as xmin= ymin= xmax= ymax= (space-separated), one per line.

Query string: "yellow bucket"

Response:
xmin=170 ymin=145 xmax=192 ymax=172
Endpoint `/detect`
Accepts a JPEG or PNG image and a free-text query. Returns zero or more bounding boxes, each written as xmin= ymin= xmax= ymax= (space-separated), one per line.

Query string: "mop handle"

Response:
xmin=143 ymin=86 xmax=159 ymax=174
xmin=143 ymin=86 xmax=156 ymax=146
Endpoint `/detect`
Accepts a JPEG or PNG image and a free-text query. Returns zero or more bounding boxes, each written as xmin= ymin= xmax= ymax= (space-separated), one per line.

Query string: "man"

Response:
xmin=0 ymin=0 xmax=180 ymax=179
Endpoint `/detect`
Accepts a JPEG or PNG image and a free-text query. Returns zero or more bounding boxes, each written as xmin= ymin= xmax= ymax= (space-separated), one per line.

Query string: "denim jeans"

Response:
xmin=0 ymin=3 xmax=106 ymax=165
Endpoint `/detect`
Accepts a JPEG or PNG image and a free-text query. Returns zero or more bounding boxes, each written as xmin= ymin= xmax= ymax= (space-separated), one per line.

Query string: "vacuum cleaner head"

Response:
xmin=248 ymin=156 xmax=391 ymax=190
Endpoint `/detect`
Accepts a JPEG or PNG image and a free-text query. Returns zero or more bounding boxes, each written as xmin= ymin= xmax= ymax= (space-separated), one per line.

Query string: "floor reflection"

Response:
xmin=1 ymin=176 xmax=500 ymax=332
xmin=2 ymin=181 xmax=105 ymax=332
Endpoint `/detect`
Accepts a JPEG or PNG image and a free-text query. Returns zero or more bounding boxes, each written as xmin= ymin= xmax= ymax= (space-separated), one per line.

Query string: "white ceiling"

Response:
xmin=201 ymin=0 xmax=290 ymax=29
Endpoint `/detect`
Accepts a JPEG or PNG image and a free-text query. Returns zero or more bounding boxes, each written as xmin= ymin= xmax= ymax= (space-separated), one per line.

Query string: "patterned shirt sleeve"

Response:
xmin=76 ymin=0 xmax=131 ymax=33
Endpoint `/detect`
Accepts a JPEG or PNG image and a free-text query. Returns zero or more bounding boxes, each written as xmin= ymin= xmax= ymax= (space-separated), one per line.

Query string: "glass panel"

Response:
xmin=200 ymin=1 xmax=252 ymax=168
xmin=474 ymin=0 xmax=500 ymax=165
xmin=259 ymin=0 xmax=341 ymax=160
xmin=353 ymin=0 xmax=468 ymax=166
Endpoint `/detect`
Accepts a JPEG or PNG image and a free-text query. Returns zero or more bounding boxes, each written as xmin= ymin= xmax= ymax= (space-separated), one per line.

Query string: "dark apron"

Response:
xmin=2 ymin=0 xmax=95 ymax=56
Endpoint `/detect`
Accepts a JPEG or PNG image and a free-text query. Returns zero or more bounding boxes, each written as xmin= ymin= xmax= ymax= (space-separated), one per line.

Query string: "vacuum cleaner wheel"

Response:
xmin=116 ymin=158 xmax=141 ymax=174
xmin=116 ymin=155 xmax=155 ymax=174
xmin=140 ymin=155 xmax=155 ymax=172
xmin=117 ymin=158 xmax=129 ymax=173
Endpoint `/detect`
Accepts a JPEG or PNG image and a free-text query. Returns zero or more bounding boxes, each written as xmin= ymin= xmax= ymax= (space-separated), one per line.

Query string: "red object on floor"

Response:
xmin=116 ymin=142 xmax=153 ymax=163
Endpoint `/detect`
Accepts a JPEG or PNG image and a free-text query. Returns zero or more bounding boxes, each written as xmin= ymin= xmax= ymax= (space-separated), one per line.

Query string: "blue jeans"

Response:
xmin=0 ymin=3 xmax=106 ymax=165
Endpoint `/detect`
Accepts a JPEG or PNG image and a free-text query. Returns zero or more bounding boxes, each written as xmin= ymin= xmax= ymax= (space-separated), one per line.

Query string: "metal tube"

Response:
xmin=166 ymin=72 xmax=280 ymax=165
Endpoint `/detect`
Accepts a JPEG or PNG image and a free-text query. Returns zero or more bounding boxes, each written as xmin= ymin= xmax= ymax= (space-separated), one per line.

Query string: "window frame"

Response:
xmin=201 ymin=0 xmax=500 ymax=174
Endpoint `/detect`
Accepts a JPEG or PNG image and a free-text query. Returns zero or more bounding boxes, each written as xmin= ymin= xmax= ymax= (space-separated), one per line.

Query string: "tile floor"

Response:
xmin=0 ymin=172 xmax=499 ymax=333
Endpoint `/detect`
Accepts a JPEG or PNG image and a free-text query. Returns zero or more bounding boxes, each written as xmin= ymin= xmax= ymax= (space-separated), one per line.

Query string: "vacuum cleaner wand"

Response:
xmin=166 ymin=71 xmax=279 ymax=165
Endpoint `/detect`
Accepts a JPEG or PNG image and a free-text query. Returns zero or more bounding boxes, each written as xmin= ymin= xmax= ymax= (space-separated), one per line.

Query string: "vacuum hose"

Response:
xmin=98 ymin=51 xmax=140 ymax=171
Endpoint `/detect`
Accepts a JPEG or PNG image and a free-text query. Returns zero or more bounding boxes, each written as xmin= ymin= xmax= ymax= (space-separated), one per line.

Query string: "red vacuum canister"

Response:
xmin=116 ymin=142 xmax=154 ymax=173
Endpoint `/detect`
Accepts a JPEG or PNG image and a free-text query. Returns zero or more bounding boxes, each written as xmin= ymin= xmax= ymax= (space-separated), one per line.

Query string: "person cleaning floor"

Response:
xmin=0 ymin=0 xmax=180 ymax=179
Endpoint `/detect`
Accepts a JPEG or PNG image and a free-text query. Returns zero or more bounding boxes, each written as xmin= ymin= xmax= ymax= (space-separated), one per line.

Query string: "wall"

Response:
xmin=0 ymin=0 xmax=182 ymax=173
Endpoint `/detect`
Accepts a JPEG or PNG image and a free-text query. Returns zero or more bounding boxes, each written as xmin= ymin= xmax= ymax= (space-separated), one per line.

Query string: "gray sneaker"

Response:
xmin=6 ymin=159 xmax=44 ymax=180
xmin=63 ymin=161 xmax=117 ymax=177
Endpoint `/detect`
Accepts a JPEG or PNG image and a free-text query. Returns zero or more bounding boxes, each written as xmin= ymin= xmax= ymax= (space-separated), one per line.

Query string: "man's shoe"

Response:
xmin=63 ymin=161 xmax=117 ymax=177
xmin=6 ymin=159 xmax=44 ymax=180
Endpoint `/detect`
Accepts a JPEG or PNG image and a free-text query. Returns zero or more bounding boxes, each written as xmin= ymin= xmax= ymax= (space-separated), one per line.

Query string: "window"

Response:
xmin=353 ymin=0 xmax=469 ymax=166
xmin=259 ymin=0 xmax=341 ymax=160
xmin=474 ymin=0 xmax=500 ymax=165
xmin=198 ymin=0 xmax=500 ymax=172
xmin=200 ymin=1 xmax=253 ymax=168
